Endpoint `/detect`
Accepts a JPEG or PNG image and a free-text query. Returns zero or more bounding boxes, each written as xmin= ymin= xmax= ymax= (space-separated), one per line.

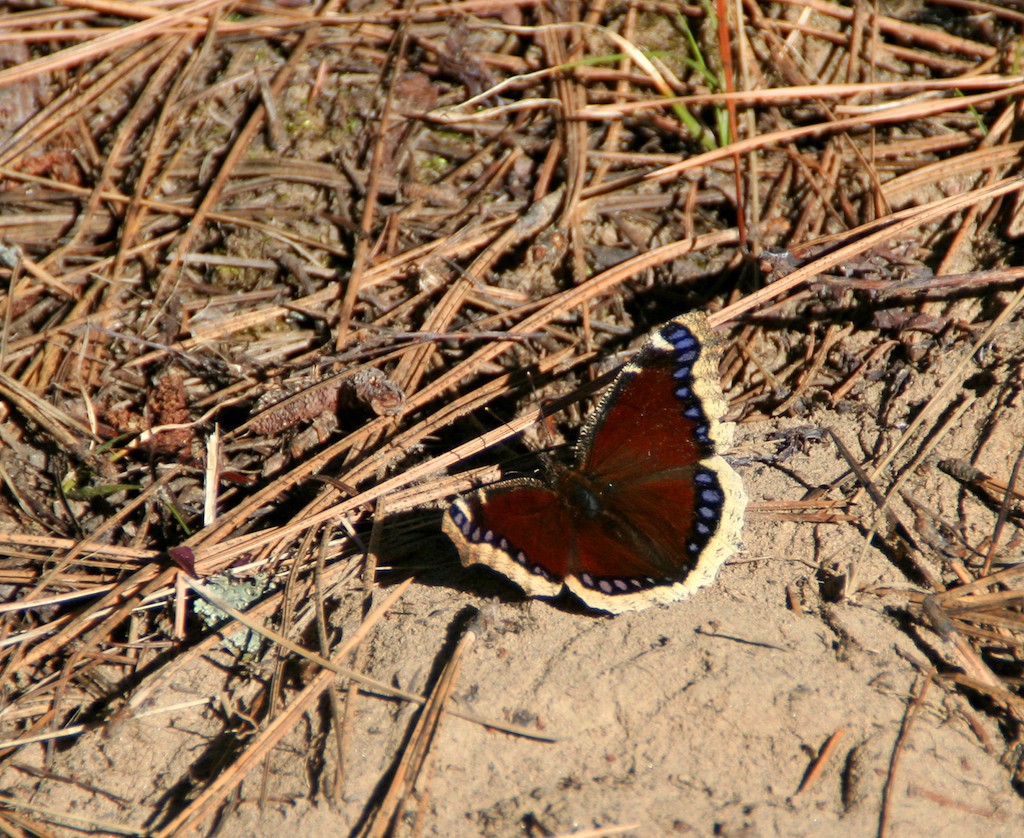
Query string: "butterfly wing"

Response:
xmin=560 ymin=458 xmax=746 ymax=612
xmin=443 ymin=479 xmax=567 ymax=599
xmin=561 ymin=313 xmax=747 ymax=611
xmin=579 ymin=313 xmax=732 ymax=476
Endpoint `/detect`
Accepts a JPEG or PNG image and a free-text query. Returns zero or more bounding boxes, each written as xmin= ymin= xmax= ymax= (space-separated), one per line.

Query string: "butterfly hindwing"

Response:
xmin=444 ymin=480 xmax=566 ymax=599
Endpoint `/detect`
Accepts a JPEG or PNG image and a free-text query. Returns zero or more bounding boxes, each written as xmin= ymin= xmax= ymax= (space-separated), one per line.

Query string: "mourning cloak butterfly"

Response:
xmin=442 ymin=312 xmax=747 ymax=614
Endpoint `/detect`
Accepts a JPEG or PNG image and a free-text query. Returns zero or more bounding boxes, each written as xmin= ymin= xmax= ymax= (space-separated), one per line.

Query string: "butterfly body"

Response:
xmin=444 ymin=312 xmax=747 ymax=614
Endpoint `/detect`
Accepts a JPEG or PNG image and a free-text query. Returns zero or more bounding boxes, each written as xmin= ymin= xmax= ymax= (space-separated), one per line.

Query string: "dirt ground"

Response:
xmin=1 ymin=2 xmax=1023 ymax=836
xmin=11 ymin=314 xmax=1024 ymax=836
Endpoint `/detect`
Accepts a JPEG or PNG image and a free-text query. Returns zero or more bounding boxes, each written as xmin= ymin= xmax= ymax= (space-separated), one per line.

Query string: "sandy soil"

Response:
xmin=11 ymin=314 xmax=1024 ymax=835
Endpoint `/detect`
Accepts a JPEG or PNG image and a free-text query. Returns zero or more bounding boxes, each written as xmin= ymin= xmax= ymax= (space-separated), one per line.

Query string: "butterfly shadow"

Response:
xmin=373 ymin=505 xmax=600 ymax=617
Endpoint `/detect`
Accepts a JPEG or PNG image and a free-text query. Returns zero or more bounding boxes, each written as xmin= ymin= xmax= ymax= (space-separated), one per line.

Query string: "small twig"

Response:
xmin=794 ymin=727 xmax=846 ymax=795
xmin=361 ymin=612 xmax=478 ymax=838
xmin=879 ymin=673 xmax=933 ymax=838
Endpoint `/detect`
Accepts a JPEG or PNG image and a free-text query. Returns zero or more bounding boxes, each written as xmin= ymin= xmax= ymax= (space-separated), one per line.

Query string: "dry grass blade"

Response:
xmin=358 ymin=614 xmax=479 ymax=837
xmin=182 ymin=576 xmax=553 ymax=740
xmin=879 ymin=674 xmax=933 ymax=838
xmin=0 ymin=0 xmax=226 ymax=91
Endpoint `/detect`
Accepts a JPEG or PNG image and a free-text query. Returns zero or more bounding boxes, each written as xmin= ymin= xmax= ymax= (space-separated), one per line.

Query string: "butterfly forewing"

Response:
xmin=580 ymin=359 xmax=711 ymax=481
